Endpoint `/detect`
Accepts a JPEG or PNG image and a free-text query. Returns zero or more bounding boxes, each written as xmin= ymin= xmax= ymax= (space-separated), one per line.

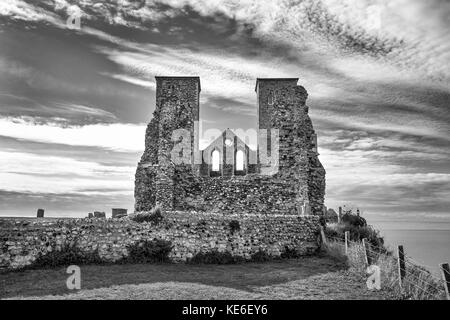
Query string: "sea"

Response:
xmin=367 ymin=218 xmax=450 ymax=277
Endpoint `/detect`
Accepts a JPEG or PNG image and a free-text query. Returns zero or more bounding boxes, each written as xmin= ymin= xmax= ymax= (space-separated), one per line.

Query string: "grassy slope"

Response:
xmin=0 ymin=256 xmax=390 ymax=300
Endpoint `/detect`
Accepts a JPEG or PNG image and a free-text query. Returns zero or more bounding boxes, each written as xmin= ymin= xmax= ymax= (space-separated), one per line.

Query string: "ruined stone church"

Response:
xmin=135 ymin=77 xmax=325 ymax=216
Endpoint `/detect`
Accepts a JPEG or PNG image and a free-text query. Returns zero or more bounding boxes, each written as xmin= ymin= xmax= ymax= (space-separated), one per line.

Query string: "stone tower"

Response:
xmin=135 ymin=77 xmax=200 ymax=211
xmin=255 ymin=78 xmax=325 ymax=215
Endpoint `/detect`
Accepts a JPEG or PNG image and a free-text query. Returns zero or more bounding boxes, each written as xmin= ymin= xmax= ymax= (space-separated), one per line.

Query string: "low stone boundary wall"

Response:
xmin=0 ymin=212 xmax=320 ymax=270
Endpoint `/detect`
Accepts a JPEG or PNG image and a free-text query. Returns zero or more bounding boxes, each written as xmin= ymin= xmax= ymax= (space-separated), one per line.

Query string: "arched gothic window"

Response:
xmin=211 ymin=150 xmax=220 ymax=172
xmin=236 ymin=150 xmax=244 ymax=171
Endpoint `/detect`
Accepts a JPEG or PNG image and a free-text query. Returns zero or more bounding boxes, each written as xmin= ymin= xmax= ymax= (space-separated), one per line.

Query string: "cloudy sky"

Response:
xmin=0 ymin=0 xmax=449 ymax=220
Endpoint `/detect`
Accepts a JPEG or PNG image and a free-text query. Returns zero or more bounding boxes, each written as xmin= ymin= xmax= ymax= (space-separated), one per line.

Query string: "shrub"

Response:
xmin=188 ymin=250 xmax=244 ymax=264
xmin=30 ymin=245 xmax=104 ymax=269
xmin=123 ymin=239 xmax=172 ymax=263
xmin=347 ymin=225 xmax=385 ymax=253
xmin=341 ymin=212 xmax=367 ymax=227
xmin=250 ymin=249 xmax=271 ymax=262
xmin=280 ymin=245 xmax=301 ymax=259
xmin=324 ymin=212 xmax=387 ymax=254
xmin=131 ymin=206 xmax=163 ymax=224
xmin=323 ymin=226 xmax=342 ymax=241
xmin=228 ymin=220 xmax=240 ymax=234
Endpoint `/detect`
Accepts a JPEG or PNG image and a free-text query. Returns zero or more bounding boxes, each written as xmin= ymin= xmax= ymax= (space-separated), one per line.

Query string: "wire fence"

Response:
xmin=324 ymin=233 xmax=449 ymax=300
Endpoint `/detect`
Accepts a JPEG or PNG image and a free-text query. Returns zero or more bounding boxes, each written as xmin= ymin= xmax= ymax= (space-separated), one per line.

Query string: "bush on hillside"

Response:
xmin=341 ymin=212 xmax=367 ymax=227
xmin=324 ymin=210 xmax=387 ymax=253
xmin=122 ymin=239 xmax=173 ymax=263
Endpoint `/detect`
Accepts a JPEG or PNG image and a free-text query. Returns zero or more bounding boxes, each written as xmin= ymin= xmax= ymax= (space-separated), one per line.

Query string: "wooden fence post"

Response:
xmin=344 ymin=231 xmax=349 ymax=255
xmin=397 ymin=245 xmax=406 ymax=289
xmin=439 ymin=263 xmax=450 ymax=300
xmin=362 ymin=238 xmax=371 ymax=266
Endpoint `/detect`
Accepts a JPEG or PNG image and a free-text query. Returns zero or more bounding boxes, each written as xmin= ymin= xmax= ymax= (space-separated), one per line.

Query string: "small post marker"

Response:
xmin=439 ymin=263 xmax=450 ymax=300
xmin=344 ymin=231 xmax=350 ymax=255
xmin=362 ymin=238 xmax=371 ymax=266
xmin=397 ymin=245 xmax=406 ymax=289
xmin=37 ymin=208 xmax=44 ymax=218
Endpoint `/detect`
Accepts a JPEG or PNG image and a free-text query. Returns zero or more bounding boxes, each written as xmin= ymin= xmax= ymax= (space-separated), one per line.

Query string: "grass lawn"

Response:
xmin=0 ymin=255 xmax=390 ymax=299
xmin=0 ymin=256 xmax=342 ymax=297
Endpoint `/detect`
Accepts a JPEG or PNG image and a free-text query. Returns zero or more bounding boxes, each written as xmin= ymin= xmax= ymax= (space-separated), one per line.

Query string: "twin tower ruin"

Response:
xmin=135 ymin=77 xmax=326 ymax=216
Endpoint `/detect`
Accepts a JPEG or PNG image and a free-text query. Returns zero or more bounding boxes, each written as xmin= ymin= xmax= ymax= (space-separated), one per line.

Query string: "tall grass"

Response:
xmin=322 ymin=241 xmax=347 ymax=265
xmin=325 ymin=238 xmax=447 ymax=300
xmin=323 ymin=211 xmax=447 ymax=300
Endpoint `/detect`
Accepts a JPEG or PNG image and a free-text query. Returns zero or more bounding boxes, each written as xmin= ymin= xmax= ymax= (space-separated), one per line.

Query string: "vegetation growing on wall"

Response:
xmin=130 ymin=206 xmax=163 ymax=224
xmin=28 ymin=245 xmax=104 ymax=269
xmin=121 ymin=239 xmax=173 ymax=263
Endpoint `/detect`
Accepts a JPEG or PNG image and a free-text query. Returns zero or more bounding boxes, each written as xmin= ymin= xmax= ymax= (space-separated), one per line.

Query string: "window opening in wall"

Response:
xmin=212 ymin=150 xmax=220 ymax=172
xmin=225 ymin=138 xmax=233 ymax=146
xmin=236 ymin=150 xmax=244 ymax=171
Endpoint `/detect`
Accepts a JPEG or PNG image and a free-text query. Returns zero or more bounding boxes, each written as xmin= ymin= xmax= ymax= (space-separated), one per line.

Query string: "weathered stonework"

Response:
xmin=0 ymin=214 xmax=320 ymax=270
xmin=135 ymin=77 xmax=326 ymax=216
xmin=0 ymin=79 xmax=326 ymax=271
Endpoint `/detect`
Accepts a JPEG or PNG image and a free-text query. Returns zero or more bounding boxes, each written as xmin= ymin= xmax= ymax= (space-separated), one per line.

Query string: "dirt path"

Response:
xmin=254 ymin=271 xmax=390 ymax=300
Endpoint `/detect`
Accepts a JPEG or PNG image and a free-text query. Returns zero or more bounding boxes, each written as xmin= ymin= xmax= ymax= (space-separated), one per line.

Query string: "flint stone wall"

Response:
xmin=172 ymin=173 xmax=300 ymax=214
xmin=0 ymin=213 xmax=320 ymax=271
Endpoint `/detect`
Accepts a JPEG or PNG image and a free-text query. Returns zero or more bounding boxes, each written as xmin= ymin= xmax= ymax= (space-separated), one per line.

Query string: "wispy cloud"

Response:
xmin=0 ymin=0 xmax=448 ymax=218
xmin=0 ymin=117 xmax=146 ymax=152
xmin=0 ymin=150 xmax=135 ymax=195
xmin=97 ymin=46 xmax=290 ymax=104
xmin=101 ymin=73 xmax=156 ymax=89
